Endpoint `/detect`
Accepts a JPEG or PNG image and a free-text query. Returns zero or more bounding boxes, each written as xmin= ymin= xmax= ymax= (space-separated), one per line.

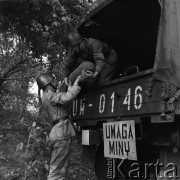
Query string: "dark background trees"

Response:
xmin=0 ymin=0 xmax=104 ymax=179
xmin=0 ymin=0 xmax=89 ymax=124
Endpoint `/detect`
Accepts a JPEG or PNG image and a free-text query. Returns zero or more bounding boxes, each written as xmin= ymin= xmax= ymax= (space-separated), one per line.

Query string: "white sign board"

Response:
xmin=103 ymin=120 xmax=137 ymax=160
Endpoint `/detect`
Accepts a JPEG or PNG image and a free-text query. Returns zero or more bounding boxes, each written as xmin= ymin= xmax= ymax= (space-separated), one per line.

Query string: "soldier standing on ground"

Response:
xmin=36 ymin=73 xmax=84 ymax=180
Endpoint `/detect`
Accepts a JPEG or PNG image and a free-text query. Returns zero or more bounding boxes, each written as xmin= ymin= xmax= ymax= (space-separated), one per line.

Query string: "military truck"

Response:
xmin=71 ymin=0 xmax=180 ymax=179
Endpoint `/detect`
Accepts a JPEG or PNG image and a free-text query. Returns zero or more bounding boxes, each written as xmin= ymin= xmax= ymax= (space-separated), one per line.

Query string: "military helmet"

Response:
xmin=67 ymin=31 xmax=82 ymax=46
xmin=36 ymin=73 xmax=54 ymax=90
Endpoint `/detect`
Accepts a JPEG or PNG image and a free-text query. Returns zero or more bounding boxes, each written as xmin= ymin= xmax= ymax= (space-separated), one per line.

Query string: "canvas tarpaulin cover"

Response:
xmin=153 ymin=0 xmax=180 ymax=88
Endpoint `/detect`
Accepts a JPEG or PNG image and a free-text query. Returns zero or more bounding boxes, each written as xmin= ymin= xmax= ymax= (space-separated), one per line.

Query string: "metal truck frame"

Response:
xmin=70 ymin=0 xmax=180 ymax=179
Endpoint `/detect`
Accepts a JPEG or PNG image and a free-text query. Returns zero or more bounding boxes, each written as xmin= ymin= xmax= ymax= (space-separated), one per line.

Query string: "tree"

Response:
xmin=0 ymin=0 xmax=105 ymax=179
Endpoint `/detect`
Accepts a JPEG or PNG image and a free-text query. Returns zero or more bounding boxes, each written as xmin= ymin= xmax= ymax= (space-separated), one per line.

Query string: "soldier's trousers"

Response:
xmin=48 ymin=130 xmax=72 ymax=180
xmin=68 ymin=61 xmax=118 ymax=85
xmin=68 ymin=61 xmax=95 ymax=84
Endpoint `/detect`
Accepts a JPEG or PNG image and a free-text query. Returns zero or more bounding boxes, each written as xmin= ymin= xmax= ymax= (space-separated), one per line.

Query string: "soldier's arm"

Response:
xmin=91 ymin=39 xmax=105 ymax=75
xmin=50 ymin=84 xmax=81 ymax=105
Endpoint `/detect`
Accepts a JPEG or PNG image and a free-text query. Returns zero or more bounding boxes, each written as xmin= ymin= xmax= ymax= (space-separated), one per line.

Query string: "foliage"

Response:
xmin=0 ymin=0 xmax=105 ymax=179
xmin=0 ymin=0 xmax=89 ymax=121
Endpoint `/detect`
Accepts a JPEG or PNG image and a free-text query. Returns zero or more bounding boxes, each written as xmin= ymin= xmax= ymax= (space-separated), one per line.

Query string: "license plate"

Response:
xmin=103 ymin=120 xmax=137 ymax=160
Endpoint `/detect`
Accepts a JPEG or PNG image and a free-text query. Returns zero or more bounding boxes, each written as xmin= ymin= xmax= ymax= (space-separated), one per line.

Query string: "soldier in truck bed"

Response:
xmin=62 ymin=31 xmax=118 ymax=86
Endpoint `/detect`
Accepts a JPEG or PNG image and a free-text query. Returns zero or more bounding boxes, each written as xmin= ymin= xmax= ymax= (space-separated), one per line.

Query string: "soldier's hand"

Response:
xmin=67 ymin=81 xmax=72 ymax=91
xmin=64 ymin=77 xmax=71 ymax=86
xmin=81 ymin=70 xmax=94 ymax=79
xmin=74 ymin=75 xmax=84 ymax=85
xmin=56 ymin=80 xmax=62 ymax=92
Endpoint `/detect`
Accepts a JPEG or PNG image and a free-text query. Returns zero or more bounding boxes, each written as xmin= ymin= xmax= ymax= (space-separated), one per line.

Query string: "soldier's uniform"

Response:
xmin=41 ymin=85 xmax=81 ymax=180
xmin=62 ymin=38 xmax=118 ymax=84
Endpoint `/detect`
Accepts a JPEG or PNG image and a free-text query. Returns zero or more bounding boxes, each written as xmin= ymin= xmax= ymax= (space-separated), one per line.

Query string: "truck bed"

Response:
xmin=70 ymin=69 xmax=178 ymax=123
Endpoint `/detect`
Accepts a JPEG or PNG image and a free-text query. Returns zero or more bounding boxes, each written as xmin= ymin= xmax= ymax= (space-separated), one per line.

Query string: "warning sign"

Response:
xmin=103 ymin=120 xmax=137 ymax=160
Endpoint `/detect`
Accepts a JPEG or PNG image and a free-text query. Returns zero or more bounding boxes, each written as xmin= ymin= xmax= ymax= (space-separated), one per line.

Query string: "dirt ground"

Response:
xmin=0 ymin=136 xmax=97 ymax=180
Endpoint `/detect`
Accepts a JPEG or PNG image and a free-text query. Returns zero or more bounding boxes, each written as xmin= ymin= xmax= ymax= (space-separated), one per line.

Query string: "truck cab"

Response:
xmin=70 ymin=0 xmax=180 ymax=179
